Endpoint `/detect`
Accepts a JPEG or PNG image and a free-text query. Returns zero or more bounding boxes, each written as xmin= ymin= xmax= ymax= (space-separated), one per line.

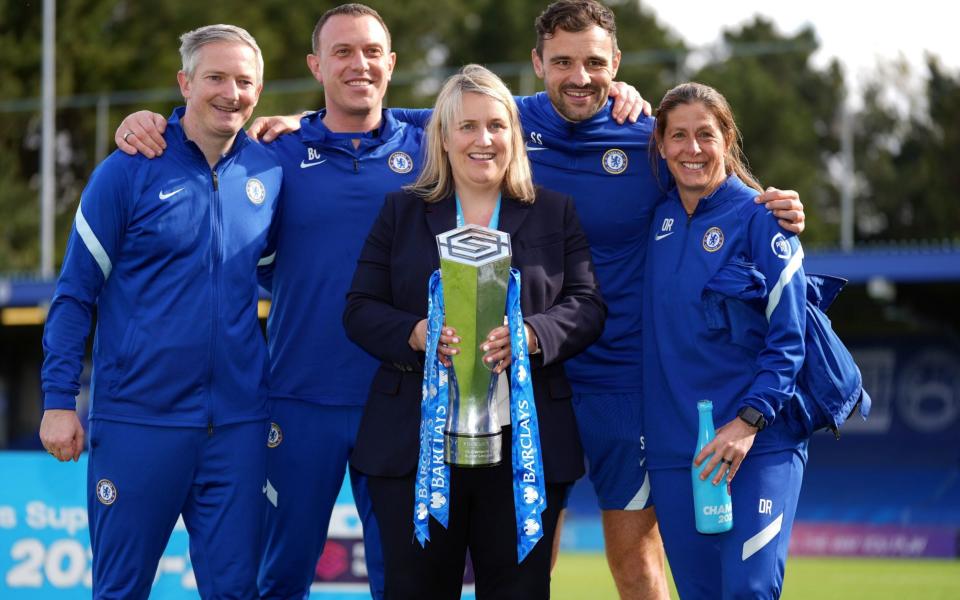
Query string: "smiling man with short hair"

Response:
xmin=252 ymin=7 xmax=420 ymax=599
xmin=40 ymin=24 xmax=280 ymax=599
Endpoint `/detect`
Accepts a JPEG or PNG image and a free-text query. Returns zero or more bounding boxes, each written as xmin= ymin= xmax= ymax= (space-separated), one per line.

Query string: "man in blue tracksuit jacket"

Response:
xmin=39 ymin=26 xmax=280 ymax=599
xmin=253 ymin=9 xmax=425 ymax=599
xmin=255 ymin=106 xmax=423 ymax=600
xmin=644 ymin=172 xmax=807 ymax=599
xmin=513 ymin=92 xmax=667 ymax=583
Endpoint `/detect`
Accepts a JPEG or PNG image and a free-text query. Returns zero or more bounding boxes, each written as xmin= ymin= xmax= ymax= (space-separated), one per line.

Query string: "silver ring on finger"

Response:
xmin=122 ymin=130 xmax=135 ymax=143
xmin=721 ymin=458 xmax=733 ymax=466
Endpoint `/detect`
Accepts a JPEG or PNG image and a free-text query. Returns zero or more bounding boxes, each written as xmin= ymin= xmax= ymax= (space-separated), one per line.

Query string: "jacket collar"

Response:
xmin=667 ymin=173 xmax=753 ymax=217
xmin=525 ymin=93 xmax=652 ymax=152
xmin=298 ymin=108 xmax=400 ymax=146
xmin=166 ymin=106 xmax=249 ymax=162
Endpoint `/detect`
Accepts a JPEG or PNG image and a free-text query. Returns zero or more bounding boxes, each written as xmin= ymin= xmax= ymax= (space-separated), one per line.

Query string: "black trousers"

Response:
xmin=367 ymin=448 xmax=567 ymax=600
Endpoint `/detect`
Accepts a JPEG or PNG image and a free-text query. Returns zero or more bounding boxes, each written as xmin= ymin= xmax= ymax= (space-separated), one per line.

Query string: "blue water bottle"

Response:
xmin=692 ymin=400 xmax=733 ymax=534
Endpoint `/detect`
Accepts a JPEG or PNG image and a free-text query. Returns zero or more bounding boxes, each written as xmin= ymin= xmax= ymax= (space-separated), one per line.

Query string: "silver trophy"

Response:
xmin=436 ymin=224 xmax=512 ymax=467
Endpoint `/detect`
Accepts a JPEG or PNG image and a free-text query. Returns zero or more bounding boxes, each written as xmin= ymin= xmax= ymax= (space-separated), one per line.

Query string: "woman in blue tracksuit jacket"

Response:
xmin=643 ymin=82 xmax=807 ymax=599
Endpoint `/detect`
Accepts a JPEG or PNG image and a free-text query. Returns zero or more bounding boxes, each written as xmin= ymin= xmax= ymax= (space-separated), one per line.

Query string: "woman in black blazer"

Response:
xmin=343 ymin=64 xmax=605 ymax=599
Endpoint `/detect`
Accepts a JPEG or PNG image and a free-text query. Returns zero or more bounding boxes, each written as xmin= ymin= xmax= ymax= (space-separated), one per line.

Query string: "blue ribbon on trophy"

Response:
xmin=414 ymin=224 xmax=547 ymax=562
xmin=504 ymin=267 xmax=547 ymax=561
xmin=413 ymin=271 xmax=451 ymax=545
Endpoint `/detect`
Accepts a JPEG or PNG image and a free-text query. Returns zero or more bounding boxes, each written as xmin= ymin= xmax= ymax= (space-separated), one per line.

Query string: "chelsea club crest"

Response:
xmin=267 ymin=423 xmax=283 ymax=448
xmin=388 ymin=151 xmax=413 ymax=174
xmin=96 ymin=478 xmax=117 ymax=505
xmin=601 ymin=149 xmax=628 ymax=174
xmin=702 ymin=227 xmax=724 ymax=252
xmin=246 ymin=178 xmax=266 ymax=205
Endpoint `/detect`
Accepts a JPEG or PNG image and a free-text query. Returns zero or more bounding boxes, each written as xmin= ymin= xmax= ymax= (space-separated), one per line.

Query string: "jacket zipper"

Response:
xmin=675 ymin=203 xmax=696 ymax=274
xmin=208 ymin=169 xmax=221 ymax=436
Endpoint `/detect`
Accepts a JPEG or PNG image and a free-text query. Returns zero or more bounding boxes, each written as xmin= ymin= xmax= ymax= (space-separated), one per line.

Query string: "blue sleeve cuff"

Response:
xmin=44 ymin=393 xmax=77 ymax=411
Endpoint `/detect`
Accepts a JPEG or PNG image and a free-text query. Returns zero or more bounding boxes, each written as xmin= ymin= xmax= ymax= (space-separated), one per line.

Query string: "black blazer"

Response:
xmin=343 ymin=187 xmax=606 ymax=483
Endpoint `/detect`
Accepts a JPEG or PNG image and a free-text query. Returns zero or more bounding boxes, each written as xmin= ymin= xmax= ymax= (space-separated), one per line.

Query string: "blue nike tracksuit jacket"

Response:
xmin=41 ymin=107 xmax=281 ymax=427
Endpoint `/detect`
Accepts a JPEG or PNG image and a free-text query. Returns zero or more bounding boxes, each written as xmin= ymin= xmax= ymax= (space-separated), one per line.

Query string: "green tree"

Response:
xmin=688 ymin=17 xmax=846 ymax=245
xmin=0 ymin=0 xmax=464 ymax=273
xmin=437 ymin=0 xmax=683 ymax=100
xmin=2 ymin=0 xmax=683 ymax=274
xmin=611 ymin=0 xmax=685 ymax=100
xmin=16 ymin=2 xmax=957 ymax=271
xmin=854 ymin=57 xmax=960 ymax=241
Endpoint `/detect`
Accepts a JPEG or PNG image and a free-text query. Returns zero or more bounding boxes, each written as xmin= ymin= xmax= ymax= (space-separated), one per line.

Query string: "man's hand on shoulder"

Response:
xmin=608 ymin=81 xmax=652 ymax=124
xmin=115 ymin=111 xmax=168 ymax=158
xmin=755 ymin=187 xmax=805 ymax=234
xmin=247 ymin=114 xmax=304 ymax=143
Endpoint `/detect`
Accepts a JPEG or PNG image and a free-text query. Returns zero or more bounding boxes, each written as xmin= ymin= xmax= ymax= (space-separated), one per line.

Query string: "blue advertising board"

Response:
xmin=0 ymin=453 xmax=476 ymax=598
xmin=1 ymin=452 xmax=196 ymax=597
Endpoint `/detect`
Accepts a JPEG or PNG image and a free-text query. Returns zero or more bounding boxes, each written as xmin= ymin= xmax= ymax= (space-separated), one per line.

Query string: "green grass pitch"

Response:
xmin=550 ymin=552 xmax=960 ymax=599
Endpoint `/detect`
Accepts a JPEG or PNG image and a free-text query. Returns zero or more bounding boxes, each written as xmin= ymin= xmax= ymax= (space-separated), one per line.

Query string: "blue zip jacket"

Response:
xmin=516 ymin=94 xmax=665 ymax=392
xmin=643 ymin=174 xmax=807 ymax=469
xmin=259 ymin=109 xmax=424 ymax=405
xmin=42 ymin=107 xmax=281 ymax=427
xmin=702 ymin=268 xmax=871 ymax=438
xmin=393 ymin=94 xmax=667 ymax=392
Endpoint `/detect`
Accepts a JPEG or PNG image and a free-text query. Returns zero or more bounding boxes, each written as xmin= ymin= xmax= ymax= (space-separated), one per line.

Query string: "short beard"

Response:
xmin=550 ymin=84 xmax=606 ymax=122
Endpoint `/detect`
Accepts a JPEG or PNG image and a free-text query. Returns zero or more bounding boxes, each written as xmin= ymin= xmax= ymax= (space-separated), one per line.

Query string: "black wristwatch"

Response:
xmin=738 ymin=406 xmax=767 ymax=431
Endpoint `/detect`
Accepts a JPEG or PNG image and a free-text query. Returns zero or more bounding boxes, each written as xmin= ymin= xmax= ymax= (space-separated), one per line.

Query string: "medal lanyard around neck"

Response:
xmin=456 ymin=193 xmax=502 ymax=230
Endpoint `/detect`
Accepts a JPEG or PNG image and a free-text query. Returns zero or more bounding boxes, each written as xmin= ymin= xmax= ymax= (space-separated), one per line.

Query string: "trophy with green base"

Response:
xmin=436 ymin=224 xmax=512 ymax=467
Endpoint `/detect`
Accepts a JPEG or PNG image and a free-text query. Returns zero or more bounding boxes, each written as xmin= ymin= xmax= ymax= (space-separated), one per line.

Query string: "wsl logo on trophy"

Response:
xmin=436 ymin=224 xmax=512 ymax=467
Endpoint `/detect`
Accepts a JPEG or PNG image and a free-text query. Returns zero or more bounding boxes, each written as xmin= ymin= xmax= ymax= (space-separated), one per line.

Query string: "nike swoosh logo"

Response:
xmin=300 ymin=159 xmax=327 ymax=168
xmin=654 ymin=231 xmax=674 ymax=241
xmin=525 ymin=145 xmax=547 ymax=152
xmin=158 ymin=187 xmax=184 ymax=200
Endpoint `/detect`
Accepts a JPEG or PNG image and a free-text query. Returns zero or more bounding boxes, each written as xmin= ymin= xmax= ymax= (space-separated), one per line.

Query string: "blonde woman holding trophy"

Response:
xmin=343 ymin=64 xmax=605 ymax=599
